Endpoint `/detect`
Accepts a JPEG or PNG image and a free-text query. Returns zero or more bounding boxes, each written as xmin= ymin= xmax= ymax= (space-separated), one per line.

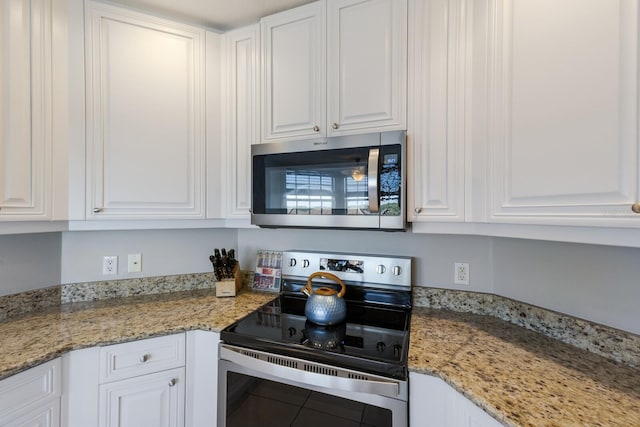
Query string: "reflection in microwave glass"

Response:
xmin=320 ymin=258 xmax=364 ymax=273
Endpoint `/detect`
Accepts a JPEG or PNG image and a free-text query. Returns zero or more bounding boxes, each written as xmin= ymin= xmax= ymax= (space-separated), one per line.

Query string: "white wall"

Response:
xmin=60 ymin=229 xmax=237 ymax=283
xmin=491 ymin=238 xmax=640 ymax=335
xmin=0 ymin=233 xmax=61 ymax=296
xmin=4 ymin=227 xmax=638 ymax=336
xmin=238 ymin=228 xmax=640 ymax=335
xmin=237 ymin=228 xmax=494 ymax=292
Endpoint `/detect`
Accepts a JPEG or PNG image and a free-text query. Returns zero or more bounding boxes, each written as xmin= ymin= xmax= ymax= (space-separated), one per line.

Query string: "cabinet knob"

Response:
xmin=93 ymin=207 xmax=102 ymax=213
xmin=140 ymin=354 xmax=150 ymax=363
xmin=632 ymin=203 xmax=640 ymax=214
xmin=414 ymin=207 xmax=422 ymax=214
xmin=168 ymin=378 xmax=177 ymax=387
xmin=313 ymin=125 xmax=320 ymax=132
xmin=332 ymin=123 xmax=339 ymax=130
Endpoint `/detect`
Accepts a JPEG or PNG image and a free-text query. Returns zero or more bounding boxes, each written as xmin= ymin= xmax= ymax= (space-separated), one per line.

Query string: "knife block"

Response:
xmin=216 ymin=263 xmax=243 ymax=297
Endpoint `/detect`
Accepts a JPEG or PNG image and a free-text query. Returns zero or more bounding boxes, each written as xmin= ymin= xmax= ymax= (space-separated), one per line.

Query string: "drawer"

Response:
xmin=99 ymin=333 xmax=185 ymax=383
xmin=0 ymin=358 xmax=61 ymax=416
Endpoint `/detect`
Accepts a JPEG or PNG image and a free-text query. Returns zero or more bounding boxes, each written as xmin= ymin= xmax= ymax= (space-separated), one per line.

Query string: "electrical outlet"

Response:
xmin=102 ymin=256 xmax=118 ymax=275
xmin=128 ymin=254 xmax=142 ymax=273
xmin=454 ymin=262 xmax=469 ymax=285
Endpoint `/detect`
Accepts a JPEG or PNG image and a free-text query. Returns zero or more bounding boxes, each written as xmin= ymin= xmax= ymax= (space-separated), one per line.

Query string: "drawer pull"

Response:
xmin=140 ymin=354 xmax=150 ymax=363
xmin=168 ymin=378 xmax=177 ymax=387
xmin=632 ymin=203 xmax=640 ymax=214
xmin=414 ymin=207 xmax=422 ymax=214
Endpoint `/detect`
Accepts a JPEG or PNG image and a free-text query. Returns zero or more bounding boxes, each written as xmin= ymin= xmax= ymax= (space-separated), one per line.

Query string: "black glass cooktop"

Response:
xmin=221 ymin=292 xmax=412 ymax=380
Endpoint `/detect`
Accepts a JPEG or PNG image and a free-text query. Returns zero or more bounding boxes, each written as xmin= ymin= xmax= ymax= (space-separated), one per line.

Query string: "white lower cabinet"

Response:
xmin=409 ymin=372 xmax=501 ymax=427
xmin=99 ymin=367 xmax=185 ymax=427
xmin=0 ymin=359 xmax=61 ymax=427
xmin=63 ymin=331 xmax=219 ymax=427
xmin=97 ymin=334 xmax=186 ymax=427
xmin=185 ymin=330 xmax=220 ymax=427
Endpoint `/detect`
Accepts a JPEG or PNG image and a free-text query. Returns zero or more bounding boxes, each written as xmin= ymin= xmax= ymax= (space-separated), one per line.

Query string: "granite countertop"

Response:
xmin=0 ymin=289 xmax=275 ymax=380
xmin=1 ymin=290 xmax=639 ymax=426
xmin=410 ymin=307 xmax=640 ymax=427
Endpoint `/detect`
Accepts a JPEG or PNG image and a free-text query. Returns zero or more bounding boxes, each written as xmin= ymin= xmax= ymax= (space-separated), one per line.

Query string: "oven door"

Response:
xmin=218 ymin=344 xmax=408 ymax=427
xmin=251 ymin=131 xmax=404 ymax=230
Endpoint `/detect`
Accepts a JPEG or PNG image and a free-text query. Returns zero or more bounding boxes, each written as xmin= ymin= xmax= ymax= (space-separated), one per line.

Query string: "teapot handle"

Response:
xmin=304 ymin=272 xmax=346 ymax=298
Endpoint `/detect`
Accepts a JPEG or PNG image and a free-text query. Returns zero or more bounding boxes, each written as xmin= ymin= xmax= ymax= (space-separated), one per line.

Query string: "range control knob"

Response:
xmin=302 ymin=259 xmax=310 ymax=268
xmin=393 ymin=266 xmax=402 ymax=276
xmin=376 ymin=264 xmax=386 ymax=274
xmin=393 ymin=344 xmax=402 ymax=358
xmin=288 ymin=327 xmax=297 ymax=337
xmin=289 ymin=258 xmax=297 ymax=267
xmin=376 ymin=342 xmax=386 ymax=352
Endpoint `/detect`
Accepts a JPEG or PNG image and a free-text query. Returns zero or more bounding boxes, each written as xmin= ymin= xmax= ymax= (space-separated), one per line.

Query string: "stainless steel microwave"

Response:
xmin=251 ymin=131 xmax=405 ymax=230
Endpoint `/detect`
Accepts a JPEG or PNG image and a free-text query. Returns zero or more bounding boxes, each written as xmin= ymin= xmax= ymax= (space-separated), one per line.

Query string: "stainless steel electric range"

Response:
xmin=218 ymin=251 xmax=412 ymax=427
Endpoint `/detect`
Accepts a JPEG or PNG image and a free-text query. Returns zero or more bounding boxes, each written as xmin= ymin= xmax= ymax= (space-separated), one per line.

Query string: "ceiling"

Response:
xmin=110 ymin=0 xmax=316 ymax=31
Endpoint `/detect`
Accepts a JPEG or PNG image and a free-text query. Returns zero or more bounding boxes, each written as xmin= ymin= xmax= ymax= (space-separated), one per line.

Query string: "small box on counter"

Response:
xmin=251 ymin=250 xmax=282 ymax=293
xmin=209 ymin=248 xmax=243 ymax=297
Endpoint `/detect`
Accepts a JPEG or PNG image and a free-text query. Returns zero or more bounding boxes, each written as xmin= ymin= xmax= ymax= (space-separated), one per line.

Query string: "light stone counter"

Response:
xmin=1 ymin=287 xmax=639 ymax=426
xmin=0 ymin=289 xmax=274 ymax=380
xmin=409 ymin=308 xmax=640 ymax=427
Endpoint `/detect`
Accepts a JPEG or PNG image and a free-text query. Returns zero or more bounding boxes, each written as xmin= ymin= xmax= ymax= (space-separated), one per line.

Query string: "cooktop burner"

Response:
xmin=220 ymin=250 xmax=413 ymax=380
xmin=221 ymin=294 xmax=411 ymax=379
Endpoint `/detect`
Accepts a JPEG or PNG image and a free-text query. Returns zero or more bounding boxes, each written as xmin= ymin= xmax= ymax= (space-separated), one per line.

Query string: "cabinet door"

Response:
xmin=222 ymin=25 xmax=260 ymax=220
xmin=85 ymin=2 xmax=205 ymax=219
xmin=409 ymin=372 xmax=502 ymax=427
xmin=407 ymin=0 xmax=466 ymax=222
xmin=1 ymin=400 xmax=60 ymax=427
xmin=327 ymin=0 xmax=407 ymax=136
xmin=0 ymin=0 xmax=52 ymax=220
xmin=0 ymin=359 xmax=61 ymax=427
xmin=486 ymin=0 xmax=640 ymax=227
xmin=99 ymin=367 xmax=185 ymax=427
xmin=261 ymin=1 xmax=326 ymax=142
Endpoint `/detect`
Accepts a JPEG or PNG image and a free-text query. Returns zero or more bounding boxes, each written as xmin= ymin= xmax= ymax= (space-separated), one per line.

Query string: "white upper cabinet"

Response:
xmin=484 ymin=0 xmax=640 ymax=227
xmin=221 ymin=24 xmax=260 ymax=220
xmin=0 ymin=0 xmax=52 ymax=220
xmin=407 ymin=0 xmax=467 ymax=222
xmin=261 ymin=0 xmax=407 ymax=143
xmin=85 ymin=1 xmax=205 ymax=219
xmin=261 ymin=1 xmax=326 ymax=142
xmin=327 ymin=0 xmax=407 ymax=136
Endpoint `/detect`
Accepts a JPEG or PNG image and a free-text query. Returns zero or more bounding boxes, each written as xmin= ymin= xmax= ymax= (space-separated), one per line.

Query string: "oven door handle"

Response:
xmin=367 ymin=148 xmax=380 ymax=213
xmin=220 ymin=345 xmax=402 ymax=399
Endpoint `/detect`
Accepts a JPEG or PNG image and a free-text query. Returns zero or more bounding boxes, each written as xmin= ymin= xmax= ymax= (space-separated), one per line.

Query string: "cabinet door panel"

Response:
xmin=327 ymin=0 xmax=406 ymax=135
xmin=488 ymin=0 xmax=639 ymax=225
xmin=408 ymin=0 xmax=465 ymax=221
xmin=261 ymin=1 xmax=326 ymax=142
xmin=1 ymin=400 xmax=60 ymax=427
xmin=99 ymin=367 xmax=185 ymax=427
xmin=86 ymin=2 xmax=204 ymax=218
xmin=0 ymin=0 xmax=51 ymax=219
xmin=223 ymin=25 xmax=259 ymax=219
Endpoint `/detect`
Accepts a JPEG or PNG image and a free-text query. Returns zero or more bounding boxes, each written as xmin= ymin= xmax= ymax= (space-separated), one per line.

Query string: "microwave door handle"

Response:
xmin=368 ymin=148 xmax=380 ymax=213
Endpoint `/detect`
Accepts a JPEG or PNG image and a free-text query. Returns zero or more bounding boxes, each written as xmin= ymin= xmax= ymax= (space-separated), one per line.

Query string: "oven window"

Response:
xmin=226 ymin=372 xmax=392 ymax=427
